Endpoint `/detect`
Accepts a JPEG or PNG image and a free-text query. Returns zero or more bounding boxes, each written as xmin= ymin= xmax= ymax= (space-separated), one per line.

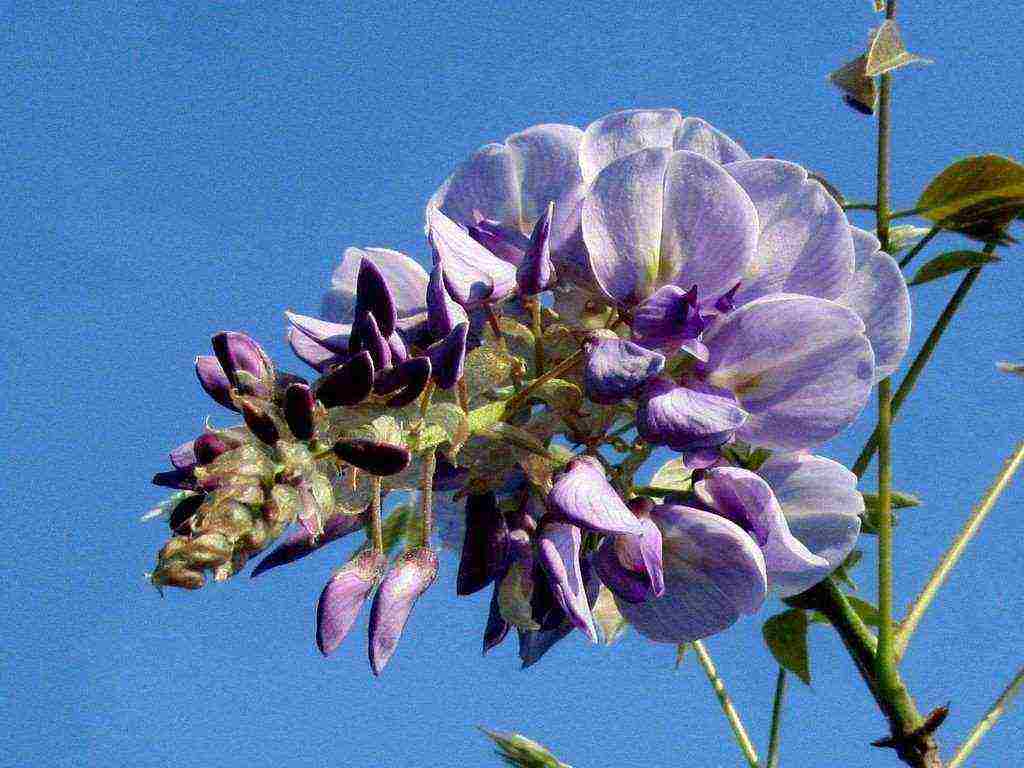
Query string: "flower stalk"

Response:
xmin=692 ymin=640 xmax=760 ymax=768
xmin=765 ymin=667 xmax=788 ymax=768
xmin=947 ymin=664 xmax=1024 ymax=768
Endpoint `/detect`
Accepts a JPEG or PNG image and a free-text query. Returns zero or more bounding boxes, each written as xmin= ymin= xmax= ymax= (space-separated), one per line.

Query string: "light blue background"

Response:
xmin=3 ymin=2 xmax=1022 ymax=766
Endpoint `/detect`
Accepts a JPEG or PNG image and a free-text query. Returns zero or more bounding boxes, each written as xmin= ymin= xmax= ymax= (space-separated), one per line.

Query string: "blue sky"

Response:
xmin=3 ymin=2 xmax=1023 ymax=766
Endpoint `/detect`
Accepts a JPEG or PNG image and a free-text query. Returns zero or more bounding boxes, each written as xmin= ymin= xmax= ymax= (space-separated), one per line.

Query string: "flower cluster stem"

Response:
xmin=530 ymin=297 xmax=546 ymax=376
xmin=369 ymin=477 xmax=384 ymax=554
xmin=504 ymin=347 xmax=583 ymax=414
xmin=765 ymin=668 xmax=788 ymax=768
xmin=896 ymin=441 xmax=1024 ymax=661
xmin=418 ymin=449 xmax=437 ymax=548
xmin=691 ymin=640 xmax=760 ymax=768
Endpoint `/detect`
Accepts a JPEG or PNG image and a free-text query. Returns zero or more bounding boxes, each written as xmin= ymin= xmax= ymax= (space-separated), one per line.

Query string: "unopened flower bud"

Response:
xmin=195 ymin=355 xmax=237 ymax=411
xmin=168 ymin=494 xmax=204 ymax=535
xmin=332 ymin=438 xmax=411 ymax=476
xmin=240 ymin=399 xmax=281 ymax=445
xmin=185 ymin=532 xmax=233 ymax=568
xmin=426 ymin=263 xmax=469 ymax=339
xmin=194 ymin=432 xmax=235 ymax=465
xmin=349 ymin=311 xmax=392 ymax=372
xmin=211 ymin=331 xmax=273 ymax=397
xmin=368 ymin=547 xmax=439 ymax=675
xmin=251 ymin=508 xmax=367 ymax=577
xmin=283 ymin=383 xmax=317 ymax=441
xmin=426 ymin=323 xmax=468 ymax=390
xmin=384 ymin=356 xmax=431 ymax=408
xmin=315 ymin=351 xmax=374 ymax=407
xmin=516 ymin=202 xmax=555 ymax=296
xmin=151 ymin=565 xmax=206 ymax=590
xmin=457 ymin=492 xmax=509 ymax=596
xmin=354 ymin=259 xmax=397 ymax=338
xmin=315 ymin=550 xmax=387 ymax=656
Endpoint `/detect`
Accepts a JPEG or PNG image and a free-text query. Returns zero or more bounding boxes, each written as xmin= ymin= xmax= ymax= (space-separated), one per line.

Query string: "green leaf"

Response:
xmin=528 ymin=378 xmax=583 ymax=417
xmin=885 ymin=224 xmax=933 ymax=255
xmin=917 ymin=155 xmax=1024 ymax=226
xmin=864 ymin=20 xmax=932 ymax=77
xmin=762 ymin=609 xmax=811 ymax=685
xmin=648 ymin=458 xmax=693 ymax=494
xmin=860 ymin=489 xmax=919 ymax=535
xmin=909 ymin=250 xmax=1000 ymax=286
xmin=846 ymin=596 xmax=882 ymax=627
xmin=479 ymin=728 xmax=570 ymax=768
xmin=832 ymin=548 xmax=864 ymax=591
xmin=828 ymin=54 xmax=876 ymax=114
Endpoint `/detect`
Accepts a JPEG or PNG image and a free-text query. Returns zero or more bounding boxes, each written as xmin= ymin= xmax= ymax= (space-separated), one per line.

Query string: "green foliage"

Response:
xmin=860 ymin=490 xmax=921 ymax=534
xmin=864 ymin=20 xmax=931 ymax=77
xmin=480 ymin=729 xmax=571 ymax=768
xmin=917 ymin=155 xmax=1024 ymax=234
xmin=647 ymin=458 xmax=693 ymax=496
xmin=909 ymin=250 xmax=1001 ymax=286
xmin=762 ymin=609 xmax=811 ymax=685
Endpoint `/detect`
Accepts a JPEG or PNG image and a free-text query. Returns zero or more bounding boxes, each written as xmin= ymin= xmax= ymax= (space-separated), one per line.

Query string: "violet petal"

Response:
xmin=195 ymin=354 xmax=237 ymax=411
xmin=636 ymin=377 xmax=748 ymax=451
xmin=368 ymin=547 xmax=439 ymax=675
xmin=349 ymin=311 xmax=391 ymax=373
xmin=211 ymin=331 xmax=271 ymax=395
xmin=287 ymin=328 xmax=344 ymax=373
xmin=354 ymin=258 xmax=397 ymax=338
xmin=516 ymin=202 xmax=556 ymax=295
xmin=427 ymin=263 xmax=470 ymax=340
xmin=537 ymin=519 xmax=598 ymax=642
xmin=483 ymin=582 xmax=511 ymax=654
xmin=583 ymin=334 xmax=665 ymax=405
xmin=283 ymin=382 xmax=316 ymax=441
xmin=286 ymin=311 xmax=351 ymax=355
xmin=251 ymin=510 xmax=368 ymax=578
xmin=426 ymin=323 xmax=469 ymax=390
xmin=457 ymin=491 xmax=510 ymax=596
xmin=384 ymin=356 xmax=431 ymax=408
xmin=547 ymin=456 xmax=645 ymax=536
xmin=315 ymin=550 xmax=387 ymax=656
xmin=428 ymin=206 xmax=517 ymax=308
xmin=632 ymin=284 xmax=710 ymax=353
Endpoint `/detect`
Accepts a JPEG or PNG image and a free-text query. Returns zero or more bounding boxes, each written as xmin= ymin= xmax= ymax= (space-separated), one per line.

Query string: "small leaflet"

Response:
xmin=864 ymin=20 xmax=933 ymax=77
xmin=828 ymin=54 xmax=877 ymax=115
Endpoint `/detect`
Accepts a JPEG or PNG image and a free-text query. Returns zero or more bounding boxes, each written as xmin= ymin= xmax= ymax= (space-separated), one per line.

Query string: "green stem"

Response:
xmin=530 ymin=297 xmax=546 ymax=376
xmin=844 ymin=202 xmax=878 ymax=211
xmin=875 ymin=376 xmax=898 ymax=688
xmin=899 ymin=225 xmax=941 ymax=269
xmin=765 ymin=668 xmax=788 ymax=768
xmin=692 ymin=640 xmax=760 ymax=768
xmin=896 ymin=441 xmax=1024 ymax=660
xmin=947 ymin=664 xmax=1024 ymax=768
xmin=418 ymin=449 xmax=436 ymax=548
xmin=504 ymin=347 xmax=584 ymax=414
xmin=851 ymin=264 xmax=986 ymax=478
xmin=368 ymin=477 xmax=384 ymax=554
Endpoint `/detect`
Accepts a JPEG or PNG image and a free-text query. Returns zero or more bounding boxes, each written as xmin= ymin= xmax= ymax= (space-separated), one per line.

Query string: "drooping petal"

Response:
xmin=725 ymin=159 xmax=855 ymax=305
xmin=615 ymin=504 xmax=767 ymax=644
xmin=368 ymin=547 xmax=439 ymax=675
xmin=579 ymin=108 xmax=683 ymax=182
xmin=516 ymin=202 xmax=556 ymax=295
xmin=457 ymin=492 xmax=510 ymax=596
xmin=315 ymin=550 xmax=387 ymax=656
xmin=427 ymin=264 xmax=469 ymax=339
xmin=702 ymin=294 xmax=874 ymax=451
xmin=518 ymin=558 xmax=601 ymax=668
xmin=194 ymin=355 xmax=237 ymax=411
xmin=636 ymin=377 xmax=748 ymax=451
xmin=615 ymin=511 xmax=665 ymax=598
xmin=582 ymin=148 xmax=671 ymax=305
xmin=658 ymin=150 xmax=759 ymax=300
xmin=286 ymin=310 xmax=351 ymax=355
xmin=537 ymin=520 xmax=598 ymax=642
xmin=354 ymin=258 xmax=397 ymax=338
xmin=428 ymin=143 xmax=523 ymax=232
xmin=583 ymin=333 xmax=665 ymax=405
xmin=547 ymin=456 xmax=645 ymax=536
xmin=428 ymin=206 xmax=518 ymax=308
xmin=251 ymin=510 xmax=367 ymax=578
xmin=483 ymin=583 xmax=511 ymax=654
xmin=837 ymin=227 xmax=911 ymax=382
xmin=672 ymin=117 xmax=750 ymax=165
xmin=694 ymin=467 xmax=830 ymax=596
xmin=505 ymin=123 xmax=584 ymax=225
xmin=315 ymin=351 xmax=374 ymax=407
xmin=321 ymin=247 xmax=429 ymax=330
xmin=287 ymin=328 xmax=343 ymax=372
xmin=757 ymin=452 xmax=863 ymax=584
xmin=426 ymin=323 xmax=469 ymax=390
xmin=632 ymin=284 xmax=710 ymax=354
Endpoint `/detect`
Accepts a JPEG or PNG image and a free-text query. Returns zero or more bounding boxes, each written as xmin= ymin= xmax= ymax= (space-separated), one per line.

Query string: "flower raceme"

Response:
xmin=141 ymin=107 xmax=902 ymax=670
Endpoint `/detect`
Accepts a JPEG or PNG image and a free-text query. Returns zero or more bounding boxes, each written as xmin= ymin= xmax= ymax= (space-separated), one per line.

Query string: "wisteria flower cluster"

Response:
xmin=145 ymin=108 xmax=911 ymax=675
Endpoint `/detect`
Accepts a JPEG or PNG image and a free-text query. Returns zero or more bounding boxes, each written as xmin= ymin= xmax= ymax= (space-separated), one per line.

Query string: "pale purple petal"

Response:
xmin=194 ymin=354 xmax=236 ymax=411
xmin=287 ymin=328 xmax=343 ymax=372
xmin=593 ymin=515 xmax=665 ymax=602
xmin=368 ymin=548 xmax=439 ymax=675
xmin=430 ymin=143 xmax=522 ymax=229
xmin=757 ymin=452 xmax=863 ymax=584
xmin=321 ymin=247 xmax=429 ymax=328
xmin=702 ymin=294 xmax=874 ymax=451
xmin=428 ymin=206 xmax=518 ymax=308
xmin=547 ymin=456 xmax=645 ymax=536
xmin=838 ymin=226 xmax=911 ymax=382
xmin=582 ymin=148 xmax=671 ymax=305
xmin=537 ymin=520 xmax=598 ymax=642
xmin=672 ymin=117 xmax=750 ymax=164
xmin=726 ymin=159 xmax=855 ymax=305
xmin=659 ymin=150 xmax=759 ymax=300
xmin=583 ymin=333 xmax=665 ymax=405
xmin=616 ymin=504 xmax=767 ymax=644
xmin=286 ymin=310 xmax=351 ymax=355
xmin=506 ymin=123 xmax=584 ymax=225
xmin=632 ymin=284 xmax=709 ymax=354
xmin=169 ymin=440 xmax=197 ymax=470
xmin=579 ymin=108 xmax=683 ymax=182
xmin=315 ymin=550 xmax=386 ymax=656
xmin=636 ymin=377 xmax=748 ymax=451
xmin=694 ymin=467 xmax=830 ymax=596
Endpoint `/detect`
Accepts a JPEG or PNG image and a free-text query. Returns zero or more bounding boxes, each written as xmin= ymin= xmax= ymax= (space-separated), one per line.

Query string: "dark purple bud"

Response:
xmin=583 ymin=332 xmax=665 ymax=405
xmin=433 ymin=453 xmax=468 ymax=492
xmin=152 ymin=468 xmax=199 ymax=491
xmin=714 ymin=282 xmax=741 ymax=314
xmin=252 ymin=509 xmax=367 ymax=578
xmin=529 ymin=565 xmax=565 ymax=631
xmin=368 ymin=547 xmax=439 ymax=675
xmin=516 ymin=202 xmax=556 ymax=296
xmin=241 ymin=400 xmax=280 ymax=445
xmin=457 ymin=492 xmax=509 ymax=596
xmin=194 ymin=432 xmax=235 ymax=465
xmin=427 ymin=264 xmax=469 ymax=339
xmin=211 ymin=331 xmax=272 ymax=396
xmin=483 ymin=583 xmax=510 ymax=654
xmin=315 ymin=351 xmax=374 ymax=407
xmin=383 ymin=356 xmax=431 ymax=408
xmin=169 ymin=440 xmax=197 ymax=470
xmin=426 ymin=323 xmax=468 ymax=390
xmin=468 ymin=218 xmax=530 ymax=266
xmin=315 ymin=550 xmax=387 ymax=656
xmin=284 ymin=383 xmax=317 ymax=441
xmin=354 ymin=258 xmax=397 ymax=338
xmin=195 ymin=355 xmax=237 ymax=411
xmin=547 ymin=456 xmax=645 ymax=536
xmin=636 ymin=377 xmax=747 ymax=451
xmin=332 ymin=438 xmax=411 ymax=476
xmin=537 ymin=518 xmax=598 ymax=642
xmin=349 ymin=311 xmax=391 ymax=372
xmin=169 ymin=494 xmax=204 ymax=535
